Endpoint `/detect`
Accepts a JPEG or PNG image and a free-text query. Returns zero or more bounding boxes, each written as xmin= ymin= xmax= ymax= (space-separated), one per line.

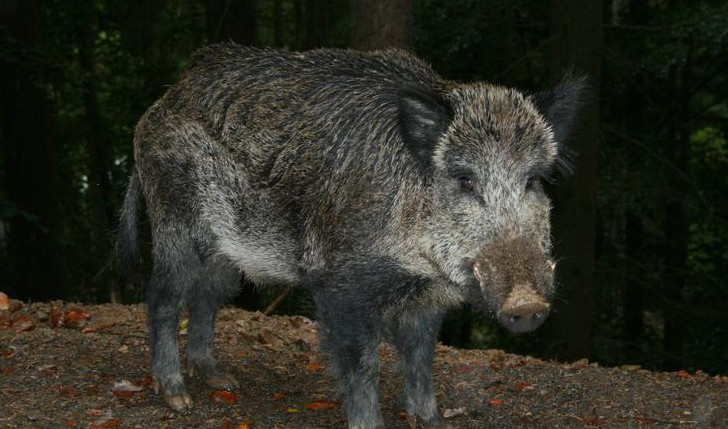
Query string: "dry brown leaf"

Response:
xmin=48 ymin=304 xmax=63 ymax=327
xmin=514 ymin=381 xmax=534 ymax=393
xmin=89 ymin=410 xmax=119 ymax=428
xmin=619 ymin=364 xmax=642 ymax=371
xmin=452 ymin=364 xmax=473 ymax=375
xmin=82 ymin=322 xmax=114 ymax=333
xmin=443 ymin=407 xmax=466 ymax=418
xmin=111 ymin=380 xmax=144 ymax=398
xmin=64 ymin=308 xmax=91 ymax=325
xmin=676 ymin=370 xmax=692 ymax=379
xmin=488 ymin=398 xmax=505 ymax=406
xmin=270 ymin=392 xmax=286 ymax=400
xmin=90 ymin=418 xmax=120 ymax=428
xmin=11 ymin=314 xmax=35 ymax=332
xmin=8 ymin=300 xmax=22 ymax=313
xmin=303 ymin=400 xmax=337 ymax=410
xmin=211 ymin=389 xmax=238 ymax=405
xmin=0 ymin=292 xmax=9 ymax=310
xmin=306 ymin=361 xmax=324 ymax=373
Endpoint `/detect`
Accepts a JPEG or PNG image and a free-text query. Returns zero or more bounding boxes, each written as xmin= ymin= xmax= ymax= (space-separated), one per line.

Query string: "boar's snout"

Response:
xmin=498 ymin=301 xmax=550 ymax=333
xmin=472 ymin=236 xmax=555 ymax=334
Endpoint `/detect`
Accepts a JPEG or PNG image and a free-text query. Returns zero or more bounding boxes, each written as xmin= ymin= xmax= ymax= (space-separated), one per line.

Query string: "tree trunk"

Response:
xmin=623 ymin=210 xmax=645 ymax=363
xmin=542 ymin=0 xmax=603 ymax=361
xmin=0 ymin=0 xmax=63 ymax=301
xmin=273 ymin=0 xmax=283 ymax=47
xmin=350 ymin=0 xmax=413 ymax=50
xmin=303 ymin=0 xmax=330 ymax=48
xmin=206 ymin=0 xmax=257 ymax=45
xmin=76 ymin=9 xmax=118 ymax=302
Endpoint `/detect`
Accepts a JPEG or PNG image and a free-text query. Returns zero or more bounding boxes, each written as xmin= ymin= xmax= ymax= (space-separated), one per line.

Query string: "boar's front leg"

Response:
xmin=313 ymin=291 xmax=384 ymax=429
xmin=384 ymin=310 xmax=447 ymax=428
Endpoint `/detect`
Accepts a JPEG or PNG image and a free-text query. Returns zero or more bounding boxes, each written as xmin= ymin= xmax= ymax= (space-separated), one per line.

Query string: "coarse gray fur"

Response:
xmin=117 ymin=43 xmax=583 ymax=428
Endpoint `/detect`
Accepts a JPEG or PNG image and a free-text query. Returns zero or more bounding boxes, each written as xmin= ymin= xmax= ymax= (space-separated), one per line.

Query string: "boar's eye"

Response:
xmin=460 ymin=177 xmax=475 ymax=191
xmin=525 ymin=176 xmax=538 ymax=192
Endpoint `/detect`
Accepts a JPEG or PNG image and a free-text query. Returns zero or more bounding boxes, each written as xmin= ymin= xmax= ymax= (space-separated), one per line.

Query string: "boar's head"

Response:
xmin=398 ymin=77 xmax=584 ymax=333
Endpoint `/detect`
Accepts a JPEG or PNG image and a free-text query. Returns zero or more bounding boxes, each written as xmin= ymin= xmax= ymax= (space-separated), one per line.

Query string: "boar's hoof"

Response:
xmin=498 ymin=303 xmax=549 ymax=333
xmin=165 ymin=393 xmax=194 ymax=413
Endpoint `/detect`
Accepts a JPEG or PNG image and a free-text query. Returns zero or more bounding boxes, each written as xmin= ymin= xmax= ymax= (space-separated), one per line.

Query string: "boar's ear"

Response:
xmin=397 ymin=86 xmax=452 ymax=171
xmin=532 ymin=74 xmax=588 ymax=175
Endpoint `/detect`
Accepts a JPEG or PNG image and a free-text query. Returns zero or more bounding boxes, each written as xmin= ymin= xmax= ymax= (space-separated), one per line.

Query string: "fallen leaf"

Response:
xmin=90 ymin=418 xmax=120 ymax=428
xmin=488 ymin=398 xmax=504 ymax=406
xmin=111 ymin=380 xmax=144 ymax=398
xmin=220 ymin=418 xmax=232 ymax=429
xmin=211 ymin=390 xmax=237 ymax=405
xmin=49 ymin=304 xmax=63 ymax=327
xmin=0 ymin=292 xmax=9 ymax=310
xmin=488 ymin=361 xmax=503 ymax=371
xmin=1 ymin=366 xmax=14 ymax=374
xmin=235 ymin=420 xmax=253 ymax=429
xmin=635 ymin=417 xmax=656 ymax=426
xmin=8 ymin=300 xmax=22 ymax=313
xmin=270 ymin=392 xmax=286 ymax=400
xmin=571 ymin=358 xmax=590 ymax=369
xmin=619 ymin=364 xmax=642 ymax=371
xmin=583 ymin=415 xmax=601 ymax=426
xmin=89 ymin=410 xmax=119 ymax=428
xmin=505 ymin=358 xmax=527 ymax=368
xmin=303 ymin=400 xmax=337 ymax=410
xmin=64 ymin=308 xmax=91 ymax=325
xmin=676 ymin=370 xmax=692 ymax=379
xmin=54 ymin=385 xmax=80 ymax=397
xmin=82 ymin=322 xmax=114 ymax=333
xmin=285 ymin=408 xmax=301 ymax=413
xmin=514 ymin=381 xmax=534 ymax=393
xmin=65 ymin=419 xmax=78 ymax=427
xmin=1 ymin=348 xmax=14 ymax=358
xmin=11 ymin=315 xmax=35 ymax=332
xmin=443 ymin=407 xmax=466 ymax=418
xmin=306 ymin=362 xmax=324 ymax=373
xmin=452 ymin=365 xmax=473 ymax=375
xmin=135 ymin=375 xmax=154 ymax=387
xmin=0 ymin=314 xmax=9 ymax=329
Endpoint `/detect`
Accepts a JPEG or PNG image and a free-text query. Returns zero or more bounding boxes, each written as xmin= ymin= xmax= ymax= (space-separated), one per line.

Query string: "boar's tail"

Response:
xmin=115 ymin=170 xmax=141 ymax=273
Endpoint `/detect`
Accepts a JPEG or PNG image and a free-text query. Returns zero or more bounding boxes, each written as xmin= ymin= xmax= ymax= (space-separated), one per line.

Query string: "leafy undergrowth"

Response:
xmin=1 ymin=295 xmax=727 ymax=428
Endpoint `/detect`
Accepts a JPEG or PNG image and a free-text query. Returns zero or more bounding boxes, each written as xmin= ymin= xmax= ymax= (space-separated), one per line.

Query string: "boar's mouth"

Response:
xmin=471 ymin=236 xmax=554 ymax=334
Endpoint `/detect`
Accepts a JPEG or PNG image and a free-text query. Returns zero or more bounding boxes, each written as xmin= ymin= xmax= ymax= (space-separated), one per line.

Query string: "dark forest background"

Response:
xmin=1 ymin=0 xmax=726 ymax=375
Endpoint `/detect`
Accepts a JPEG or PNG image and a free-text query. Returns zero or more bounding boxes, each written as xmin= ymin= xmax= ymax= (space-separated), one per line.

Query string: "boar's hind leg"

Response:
xmin=186 ymin=262 xmax=240 ymax=390
xmin=147 ymin=243 xmax=198 ymax=412
xmin=384 ymin=310 xmax=446 ymax=428
xmin=314 ymin=293 xmax=384 ymax=429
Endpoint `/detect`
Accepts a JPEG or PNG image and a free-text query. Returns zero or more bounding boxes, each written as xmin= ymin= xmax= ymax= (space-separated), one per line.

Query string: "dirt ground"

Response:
xmin=1 ymin=300 xmax=727 ymax=428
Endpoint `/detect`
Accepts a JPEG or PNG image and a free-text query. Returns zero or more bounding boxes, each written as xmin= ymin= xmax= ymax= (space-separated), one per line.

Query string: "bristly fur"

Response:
xmin=117 ymin=43 xmax=584 ymax=428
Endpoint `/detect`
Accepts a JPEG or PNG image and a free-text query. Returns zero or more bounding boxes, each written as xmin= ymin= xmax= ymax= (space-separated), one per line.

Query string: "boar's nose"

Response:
xmin=498 ymin=303 xmax=550 ymax=333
